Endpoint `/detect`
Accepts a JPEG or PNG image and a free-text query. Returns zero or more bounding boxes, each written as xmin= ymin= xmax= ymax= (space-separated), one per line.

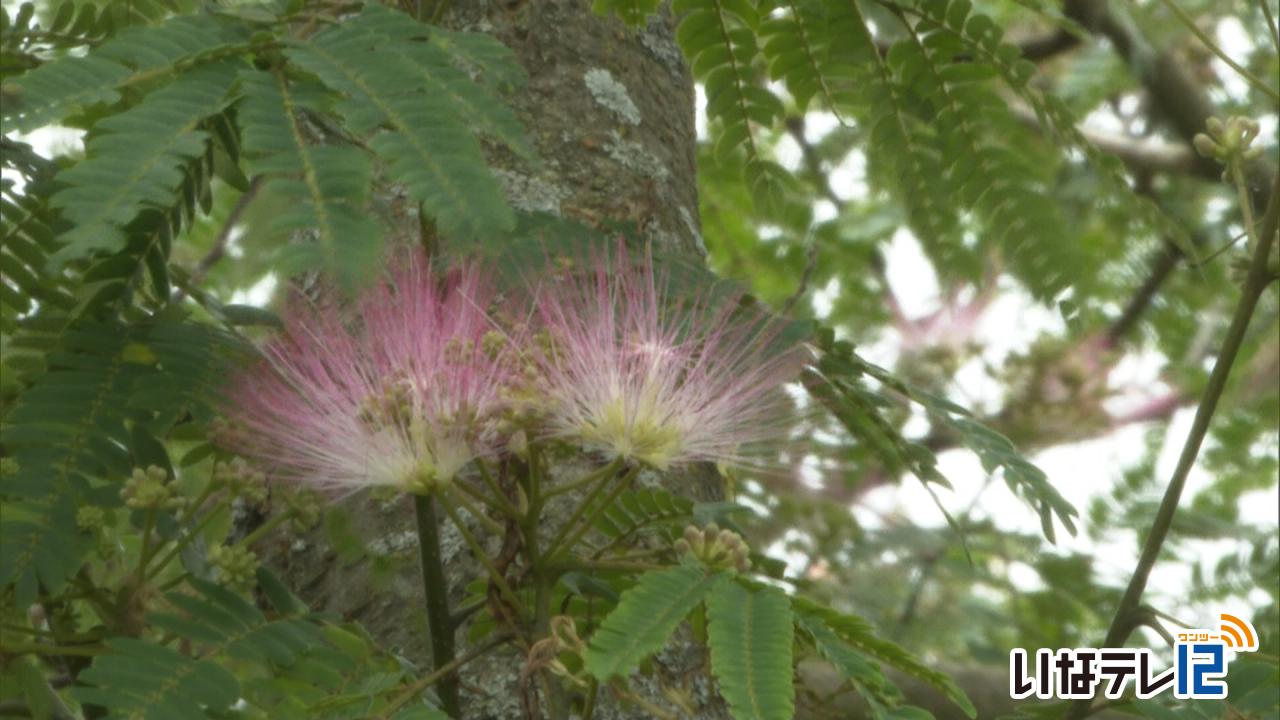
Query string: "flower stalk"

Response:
xmin=414 ymin=494 xmax=461 ymax=719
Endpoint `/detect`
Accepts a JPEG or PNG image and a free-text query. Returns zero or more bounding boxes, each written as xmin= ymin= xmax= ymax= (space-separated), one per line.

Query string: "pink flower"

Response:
xmin=223 ymin=254 xmax=511 ymax=493
xmin=530 ymin=243 xmax=808 ymax=472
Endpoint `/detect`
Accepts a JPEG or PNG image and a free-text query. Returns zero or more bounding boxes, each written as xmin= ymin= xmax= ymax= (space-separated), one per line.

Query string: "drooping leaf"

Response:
xmin=706 ymin=580 xmax=795 ymax=720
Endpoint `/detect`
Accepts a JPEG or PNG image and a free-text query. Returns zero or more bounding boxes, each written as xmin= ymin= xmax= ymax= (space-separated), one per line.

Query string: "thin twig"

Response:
xmin=1150 ymin=0 xmax=1280 ymax=102
xmin=377 ymin=631 xmax=514 ymax=719
xmin=1259 ymin=0 xmax=1280 ymax=54
xmin=1064 ymin=173 xmax=1280 ymax=720
xmin=781 ymin=237 xmax=819 ymax=317
xmin=174 ymin=177 xmax=265 ymax=302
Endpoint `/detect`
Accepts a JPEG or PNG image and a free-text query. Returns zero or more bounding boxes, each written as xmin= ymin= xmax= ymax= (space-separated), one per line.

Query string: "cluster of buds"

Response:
xmin=1193 ymin=116 xmax=1263 ymax=169
xmin=216 ymin=457 xmax=268 ymax=504
xmin=76 ymin=505 xmax=117 ymax=559
xmin=76 ymin=506 xmax=106 ymax=531
xmin=209 ymin=545 xmax=259 ymax=592
xmin=675 ymin=524 xmax=751 ymax=573
xmin=121 ymin=466 xmax=184 ymax=511
xmin=282 ymin=488 xmax=323 ymax=534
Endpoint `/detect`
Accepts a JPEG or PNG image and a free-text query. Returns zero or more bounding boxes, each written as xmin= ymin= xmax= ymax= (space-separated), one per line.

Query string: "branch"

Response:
xmin=1057 ymin=0 xmax=1277 ymax=346
xmin=1064 ymin=169 xmax=1280 ymax=720
xmin=1010 ymin=104 xmax=1200 ymax=179
xmin=1103 ymin=241 xmax=1183 ymax=347
xmin=173 ymin=176 xmax=264 ymax=302
xmin=1061 ymin=0 xmax=1276 ymax=210
xmin=784 ymin=117 xmax=909 ymax=328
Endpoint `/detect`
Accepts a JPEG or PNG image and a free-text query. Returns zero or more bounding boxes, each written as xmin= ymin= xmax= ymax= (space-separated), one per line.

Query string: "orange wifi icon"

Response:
xmin=1218 ymin=613 xmax=1258 ymax=651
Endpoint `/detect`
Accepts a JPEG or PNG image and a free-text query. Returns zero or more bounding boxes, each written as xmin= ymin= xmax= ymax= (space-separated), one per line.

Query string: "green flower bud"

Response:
xmin=284 ymin=489 xmax=323 ymax=533
xmin=209 ymin=545 xmax=258 ymax=591
xmin=1192 ymin=133 xmax=1219 ymax=159
xmin=217 ymin=457 xmax=269 ymax=504
xmin=481 ymin=330 xmax=507 ymax=359
xmin=76 ymin=506 xmax=106 ymax=531
xmin=677 ymin=523 xmax=752 ymax=573
xmin=122 ymin=466 xmax=175 ymax=510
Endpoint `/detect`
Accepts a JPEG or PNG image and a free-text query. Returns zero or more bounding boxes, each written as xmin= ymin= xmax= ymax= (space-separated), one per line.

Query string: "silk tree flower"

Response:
xmin=223 ymin=254 xmax=511 ymax=494
xmin=530 ymin=244 xmax=808 ymax=472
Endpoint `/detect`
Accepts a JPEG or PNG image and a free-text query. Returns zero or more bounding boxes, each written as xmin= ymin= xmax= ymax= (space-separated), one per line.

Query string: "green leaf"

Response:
xmin=706 ymin=580 xmax=795 ymax=720
xmin=4 ymin=12 xmax=248 ymax=132
xmin=235 ymin=69 xmax=382 ymax=291
xmin=595 ymin=487 xmax=695 ymax=540
xmin=74 ymin=637 xmax=241 ymax=720
xmin=674 ymin=1 xmax=787 ymax=214
xmin=285 ymin=5 xmax=519 ymax=241
xmin=583 ymin=565 xmax=724 ymax=679
xmin=793 ymin=597 xmax=976 ymax=718
xmin=49 ymin=61 xmax=238 ymax=265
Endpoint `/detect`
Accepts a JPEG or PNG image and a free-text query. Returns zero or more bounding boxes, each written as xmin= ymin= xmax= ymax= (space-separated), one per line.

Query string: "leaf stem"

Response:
xmin=1259 ymin=0 xmax=1280 ymax=54
xmin=145 ymin=505 xmax=224 ymax=581
xmin=377 ymin=630 xmax=513 ymax=719
xmin=448 ymin=481 xmax=507 ymax=535
xmin=414 ymin=494 xmax=462 ymax=719
xmin=543 ymin=457 xmax=625 ymax=499
xmin=1231 ymin=161 xmax=1260 ymax=250
xmin=476 ymin=460 xmax=519 ymax=518
xmin=546 ymin=465 xmax=640 ymax=562
xmin=1152 ymin=0 xmax=1280 ymax=102
xmin=0 ymin=642 xmax=104 ymax=657
xmin=235 ymin=507 xmax=293 ymax=549
xmin=135 ymin=508 xmax=158 ymax=575
xmin=1065 ymin=174 xmax=1280 ymax=720
xmin=438 ymin=491 xmax=523 ymax=613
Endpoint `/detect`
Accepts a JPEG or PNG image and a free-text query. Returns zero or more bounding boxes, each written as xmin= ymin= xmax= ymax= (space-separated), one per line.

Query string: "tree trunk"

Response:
xmin=262 ymin=2 xmax=722 ymax=717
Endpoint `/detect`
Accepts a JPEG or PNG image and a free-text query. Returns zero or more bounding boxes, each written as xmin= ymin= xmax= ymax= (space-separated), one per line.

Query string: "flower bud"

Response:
xmin=209 ymin=545 xmax=258 ymax=591
xmin=76 ymin=506 xmax=106 ymax=531
xmin=122 ymin=465 xmax=177 ymax=510
xmin=1193 ymin=133 xmax=1219 ymax=158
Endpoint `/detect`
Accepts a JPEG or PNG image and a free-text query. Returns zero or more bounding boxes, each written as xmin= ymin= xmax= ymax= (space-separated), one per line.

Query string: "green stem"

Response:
xmin=141 ymin=473 xmax=226 ymax=580
xmin=546 ymin=465 xmax=640 ymax=562
xmin=543 ymin=458 xmax=624 ymax=499
xmin=1231 ymin=162 xmax=1260 ymax=250
xmin=476 ymin=460 xmax=519 ymax=518
xmin=438 ymin=491 xmax=523 ymax=613
xmin=378 ymin=630 xmax=513 ymax=720
xmin=581 ymin=678 xmax=600 ymax=720
xmin=235 ymin=508 xmax=293 ymax=549
xmin=526 ymin=446 xmax=570 ymax=719
xmin=145 ymin=506 xmax=224 ymax=581
xmin=551 ymin=558 xmax=664 ymax=574
xmin=1065 ymin=174 xmax=1280 ymax=720
xmin=414 ymin=494 xmax=462 ymax=719
xmin=1259 ymin=0 xmax=1280 ymax=54
xmin=1152 ymin=0 xmax=1280 ymax=102
xmin=0 ymin=642 xmax=104 ymax=657
xmin=448 ymin=481 xmax=508 ymax=535
xmin=135 ymin=509 xmax=158 ymax=575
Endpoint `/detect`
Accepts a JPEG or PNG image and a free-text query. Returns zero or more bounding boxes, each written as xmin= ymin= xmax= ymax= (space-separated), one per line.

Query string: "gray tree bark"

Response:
xmin=261 ymin=2 xmax=725 ymax=718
